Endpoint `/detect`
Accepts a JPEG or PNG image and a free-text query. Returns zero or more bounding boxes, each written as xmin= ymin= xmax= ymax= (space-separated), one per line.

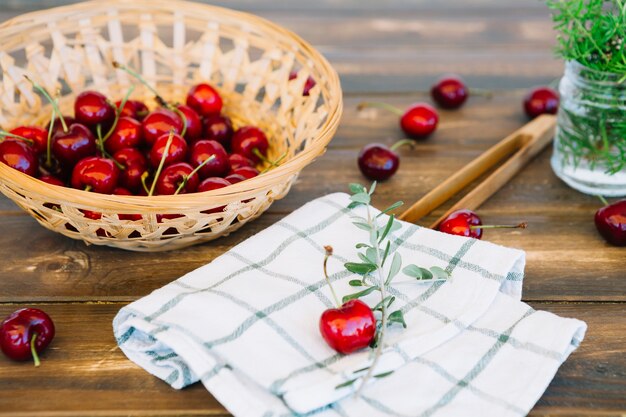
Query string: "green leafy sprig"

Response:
xmin=335 ymin=183 xmax=449 ymax=396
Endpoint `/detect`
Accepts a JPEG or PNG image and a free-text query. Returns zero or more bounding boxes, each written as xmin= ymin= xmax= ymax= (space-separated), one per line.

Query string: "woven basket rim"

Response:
xmin=0 ymin=0 xmax=343 ymax=210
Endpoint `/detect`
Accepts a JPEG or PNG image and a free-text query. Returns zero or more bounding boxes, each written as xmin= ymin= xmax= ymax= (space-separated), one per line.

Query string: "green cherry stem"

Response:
xmin=0 ymin=130 xmax=34 ymax=146
xmin=23 ymin=75 xmax=68 ymax=133
xmin=260 ymin=151 xmax=288 ymax=174
xmin=171 ymin=106 xmax=188 ymax=138
xmin=322 ymin=245 xmax=341 ymax=308
xmin=96 ymin=125 xmax=125 ymax=171
xmin=112 ymin=61 xmax=168 ymax=108
xmin=253 ymin=148 xmax=282 ymax=168
xmin=597 ymin=195 xmax=610 ymax=206
xmin=84 ymin=185 xmax=92 ymax=192
xmin=468 ymin=87 xmax=493 ymax=98
xmin=357 ymin=101 xmax=404 ymax=117
xmin=469 ymin=222 xmax=527 ymax=230
xmin=30 ymin=332 xmax=41 ymax=367
xmin=141 ymin=171 xmax=151 ymax=195
xmin=45 ymin=114 xmax=55 ymax=167
xmin=389 ymin=139 xmax=415 ymax=152
xmin=102 ymin=85 xmax=136 ymax=142
xmin=149 ymin=131 xmax=174 ymax=197
xmin=173 ymin=155 xmax=216 ymax=195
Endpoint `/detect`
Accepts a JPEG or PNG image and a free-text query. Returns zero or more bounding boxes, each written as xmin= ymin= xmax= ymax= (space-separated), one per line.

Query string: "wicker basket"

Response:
xmin=0 ymin=0 xmax=342 ymax=251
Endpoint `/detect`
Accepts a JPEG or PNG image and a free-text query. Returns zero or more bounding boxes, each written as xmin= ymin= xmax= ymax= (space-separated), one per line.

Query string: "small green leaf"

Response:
xmin=342 ymin=286 xmax=377 ymax=303
xmin=430 ymin=266 xmax=450 ymax=280
xmin=347 ymin=201 xmax=362 ymax=209
xmin=350 ymin=192 xmax=371 ymax=204
xmin=418 ymin=268 xmax=433 ymax=280
xmin=368 ymin=181 xmax=377 ymax=195
xmin=358 ymin=252 xmax=375 ymax=264
xmin=349 ymin=279 xmax=364 ymax=286
xmin=381 ymin=241 xmax=391 ymax=267
xmin=344 ymin=262 xmax=377 ymax=275
xmin=352 ymin=366 xmax=370 ymax=374
xmin=355 ymin=243 xmax=371 ymax=249
xmin=385 ymin=252 xmax=402 ymax=285
xmin=349 ymin=183 xmax=366 ymax=194
xmin=378 ymin=214 xmax=395 ymax=243
xmin=352 ymin=221 xmax=372 ymax=232
xmin=366 ymin=247 xmax=378 ymax=264
xmin=335 ymin=378 xmax=357 ymax=389
xmin=374 ymin=370 xmax=394 ymax=379
xmin=373 ymin=296 xmax=395 ymax=311
xmin=376 ymin=201 xmax=404 ymax=217
xmin=387 ymin=310 xmax=407 ymax=328
xmin=403 ymin=264 xmax=433 ymax=280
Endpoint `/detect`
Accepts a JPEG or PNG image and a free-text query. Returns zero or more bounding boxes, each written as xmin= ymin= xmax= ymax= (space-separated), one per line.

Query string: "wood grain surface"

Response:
xmin=0 ymin=1 xmax=624 ymax=416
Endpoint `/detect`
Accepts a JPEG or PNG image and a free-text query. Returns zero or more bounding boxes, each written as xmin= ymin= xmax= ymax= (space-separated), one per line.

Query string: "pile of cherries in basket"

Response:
xmin=0 ymin=77 xmax=273 ymax=198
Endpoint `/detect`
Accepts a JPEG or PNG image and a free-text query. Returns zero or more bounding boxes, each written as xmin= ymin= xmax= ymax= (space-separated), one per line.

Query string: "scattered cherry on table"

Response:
xmin=0 ymin=308 xmax=55 ymax=366
xmin=595 ymin=197 xmax=626 ymax=246
xmin=523 ymin=86 xmax=559 ymax=119
xmin=437 ymin=209 xmax=527 ymax=240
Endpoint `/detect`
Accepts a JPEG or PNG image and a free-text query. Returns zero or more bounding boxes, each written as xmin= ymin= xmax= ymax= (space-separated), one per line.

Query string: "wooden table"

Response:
xmin=1 ymin=1 xmax=625 ymax=416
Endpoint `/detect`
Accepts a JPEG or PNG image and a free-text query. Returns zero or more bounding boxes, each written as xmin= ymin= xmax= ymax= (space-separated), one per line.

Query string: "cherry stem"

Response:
xmin=30 ymin=332 xmax=41 ymax=367
xmin=23 ymin=75 xmax=68 ymax=133
xmin=45 ymin=112 xmax=55 ymax=167
xmin=171 ymin=106 xmax=188 ymax=138
xmin=390 ymin=139 xmax=415 ymax=152
xmin=112 ymin=61 xmax=168 ymax=108
xmin=322 ymin=245 xmax=341 ymax=308
xmin=0 ymin=130 xmax=34 ymax=145
xmin=357 ymin=101 xmax=404 ymax=117
xmin=84 ymin=185 xmax=92 ymax=192
xmin=260 ymin=151 xmax=288 ymax=174
xmin=469 ymin=222 xmax=528 ymax=230
xmin=252 ymin=148 xmax=282 ymax=168
xmin=102 ymin=85 xmax=136 ymax=142
xmin=468 ymin=87 xmax=493 ymax=98
xmin=174 ymin=155 xmax=216 ymax=195
xmin=96 ymin=125 xmax=125 ymax=171
xmin=141 ymin=171 xmax=151 ymax=195
xmin=149 ymin=131 xmax=174 ymax=197
xmin=597 ymin=195 xmax=609 ymax=206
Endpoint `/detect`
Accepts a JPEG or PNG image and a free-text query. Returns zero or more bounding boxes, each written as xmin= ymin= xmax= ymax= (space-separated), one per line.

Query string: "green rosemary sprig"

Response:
xmin=337 ymin=182 xmax=449 ymax=396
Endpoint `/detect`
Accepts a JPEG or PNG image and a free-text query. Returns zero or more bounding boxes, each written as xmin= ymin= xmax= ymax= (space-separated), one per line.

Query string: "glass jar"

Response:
xmin=551 ymin=60 xmax=626 ymax=196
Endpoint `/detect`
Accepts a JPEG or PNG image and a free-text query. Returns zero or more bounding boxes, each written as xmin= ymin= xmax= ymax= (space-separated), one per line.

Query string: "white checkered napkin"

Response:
xmin=113 ymin=192 xmax=586 ymax=417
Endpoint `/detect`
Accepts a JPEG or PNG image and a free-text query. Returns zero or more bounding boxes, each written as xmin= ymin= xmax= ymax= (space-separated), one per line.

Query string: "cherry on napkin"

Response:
xmin=113 ymin=193 xmax=586 ymax=417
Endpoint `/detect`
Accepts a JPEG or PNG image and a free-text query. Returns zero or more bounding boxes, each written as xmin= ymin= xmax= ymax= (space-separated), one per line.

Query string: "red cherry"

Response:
xmin=189 ymin=140 xmax=230 ymax=179
xmin=231 ymin=126 xmax=269 ymax=163
xmin=523 ymin=87 xmax=559 ymax=119
xmin=155 ymin=162 xmax=199 ymax=195
xmin=438 ymin=209 xmax=483 ymax=239
xmin=289 ymin=70 xmax=317 ymax=96
xmin=400 ymin=103 xmax=438 ymax=139
xmin=52 ymin=123 xmax=97 ymax=168
xmin=229 ymin=153 xmax=255 ymax=170
xmin=9 ymin=126 xmax=48 ymax=155
xmin=149 ymin=133 xmax=188 ymax=168
xmin=104 ymin=117 xmax=143 ymax=154
xmin=0 ymin=308 xmax=55 ymax=366
xmin=39 ymin=175 xmax=65 ymax=186
xmin=142 ymin=108 xmax=183 ymax=146
xmin=203 ymin=114 xmax=234 ymax=149
xmin=186 ymin=83 xmax=223 ymax=117
xmin=198 ymin=176 xmax=231 ymax=192
xmin=0 ymin=139 xmax=38 ymax=176
xmin=230 ymin=166 xmax=259 ymax=179
xmin=319 ymin=299 xmax=376 ymax=354
xmin=224 ymin=173 xmax=246 ymax=184
xmin=74 ymin=91 xmax=115 ymax=128
xmin=595 ymin=199 xmax=626 ymax=246
xmin=116 ymin=100 xmax=149 ymax=120
xmin=71 ymin=156 xmax=120 ymax=194
xmin=431 ymin=75 xmax=468 ymax=109
xmin=177 ymin=104 xmax=203 ymax=142
xmin=358 ymin=143 xmax=399 ymax=181
xmin=113 ymin=148 xmax=147 ymax=192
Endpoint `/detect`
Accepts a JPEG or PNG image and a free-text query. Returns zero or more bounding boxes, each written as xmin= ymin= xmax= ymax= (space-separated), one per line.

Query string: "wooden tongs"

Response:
xmin=399 ymin=114 xmax=557 ymax=228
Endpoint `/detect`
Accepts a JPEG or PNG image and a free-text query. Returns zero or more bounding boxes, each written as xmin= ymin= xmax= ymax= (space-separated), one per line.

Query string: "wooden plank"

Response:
xmin=0 ymin=302 xmax=623 ymax=416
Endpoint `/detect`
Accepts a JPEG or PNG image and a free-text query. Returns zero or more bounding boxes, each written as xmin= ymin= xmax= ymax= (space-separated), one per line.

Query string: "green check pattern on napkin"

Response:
xmin=113 ymin=193 xmax=586 ymax=417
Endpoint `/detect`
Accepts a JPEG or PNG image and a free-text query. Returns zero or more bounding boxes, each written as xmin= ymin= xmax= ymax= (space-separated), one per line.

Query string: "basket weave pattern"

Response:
xmin=0 ymin=0 xmax=342 ymax=251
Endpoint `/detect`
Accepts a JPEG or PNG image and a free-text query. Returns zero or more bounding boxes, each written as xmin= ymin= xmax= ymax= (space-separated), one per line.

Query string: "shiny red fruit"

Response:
xmin=71 ymin=156 xmax=120 ymax=194
xmin=113 ymin=147 xmax=147 ymax=192
xmin=0 ymin=308 xmax=55 ymax=363
xmin=177 ymin=104 xmax=202 ymax=142
xmin=319 ymin=299 xmax=376 ymax=354
xmin=230 ymin=166 xmax=259 ymax=179
xmin=231 ymin=126 xmax=269 ymax=163
xmin=9 ymin=126 xmax=48 ymax=155
xmin=189 ymin=140 xmax=230 ymax=179
xmin=155 ymin=162 xmax=199 ymax=195
xmin=523 ymin=87 xmax=559 ymax=119
xmin=431 ymin=75 xmax=468 ymax=109
xmin=104 ymin=117 xmax=143 ymax=154
xmin=437 ymin=209 xmax=483 ymax=239
xmin=39 ymin=175 xmax=64 ymax=186
xmin=595 ymin=200 xmax=626 ymax=246
xmin=400 ymin=103 xmax=438 ymax=139
xmin=142 ymin=108 xmax=183 ymax=146
xmin=52 ymin=123 xmax=97 ymax=168
xmin=116 ymin=100 xmax=149 ymax=120
xmin=224 ymin=173 xmax=246 ymax=184
xmin=198 ymin=176 xmax=231 ymax=192
xmin=289 ymin=70 xmax=317 ymax=96
xmin=186 ymin=83 xmax=223 ymax=117
xmin=74 ymin=91 xmax=115 ymax=127
xmin=0 ymin=139 xmax=38 ymax=176
xmin=358 ymin=143 xmax=399 ymax=181
xmin=229 ymin=153 xmax=255 ymax=170
xmin=203 ymin=114 xmax=234 ymax=148
xmin=149 ymin=133 xmax=188 ymax=168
